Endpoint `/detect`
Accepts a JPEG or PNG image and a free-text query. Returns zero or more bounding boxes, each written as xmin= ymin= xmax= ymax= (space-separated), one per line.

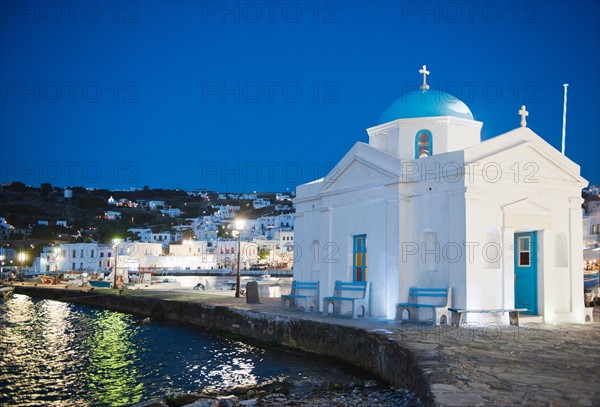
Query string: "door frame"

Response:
xmin=514 ymin=231 xmax=538 ymax=315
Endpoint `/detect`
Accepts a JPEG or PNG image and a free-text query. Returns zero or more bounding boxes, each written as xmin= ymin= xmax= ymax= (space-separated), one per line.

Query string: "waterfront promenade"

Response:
xmin=8 ymin=283 xmax=600 ymax=406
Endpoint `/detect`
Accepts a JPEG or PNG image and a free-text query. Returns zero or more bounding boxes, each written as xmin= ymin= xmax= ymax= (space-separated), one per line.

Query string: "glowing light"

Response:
xmin=234 ymin=219 xmax=246 ymax=230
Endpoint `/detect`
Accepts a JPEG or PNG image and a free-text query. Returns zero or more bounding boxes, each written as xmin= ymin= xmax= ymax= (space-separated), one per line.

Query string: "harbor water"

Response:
xmin=0 ymin=294 xmax=367 ymax=406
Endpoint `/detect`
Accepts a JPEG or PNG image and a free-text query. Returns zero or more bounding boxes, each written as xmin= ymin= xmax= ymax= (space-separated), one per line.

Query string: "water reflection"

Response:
xmin=1 ymin=294 xmax=369 ymax=406
xmin=84 ymin=311 xmax=145 ymax=406
xmin=204 ymin=343 xmax=259 ymax=389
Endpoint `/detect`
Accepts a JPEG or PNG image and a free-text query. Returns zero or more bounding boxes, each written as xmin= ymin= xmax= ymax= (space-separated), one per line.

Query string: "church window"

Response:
xmin=415 ymin=130 xmax=432 ymax=158
xmin=353 ymin=235 xmax=367 ymax=282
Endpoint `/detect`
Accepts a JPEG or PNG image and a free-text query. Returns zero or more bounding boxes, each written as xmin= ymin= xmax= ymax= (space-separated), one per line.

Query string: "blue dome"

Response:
xmin=378 ymin=89 xmax=474 ymax=124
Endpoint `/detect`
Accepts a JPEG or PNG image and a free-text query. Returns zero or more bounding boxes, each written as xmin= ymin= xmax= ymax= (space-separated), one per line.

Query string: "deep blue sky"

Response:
xmin=1 ymin=1 xmax=599 ymax=192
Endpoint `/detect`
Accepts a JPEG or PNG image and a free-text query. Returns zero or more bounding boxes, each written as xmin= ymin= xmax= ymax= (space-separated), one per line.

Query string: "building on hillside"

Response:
xmin=148 ymin=200 xmax=165 ymax=210
xmin=161 ymin=208 xmax=181 ymax=217
xmin=252 ymin=198 xmax=271 ymax=209
xmin=104 ymin=211 xmax=122 ymax=220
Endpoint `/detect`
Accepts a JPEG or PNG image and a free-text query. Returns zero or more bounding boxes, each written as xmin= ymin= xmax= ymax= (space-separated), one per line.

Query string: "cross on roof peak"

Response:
xmin=419 ymin=65 xmax=430 ymax=90
xmin=518 ymin=105 xmax=529 ymax=128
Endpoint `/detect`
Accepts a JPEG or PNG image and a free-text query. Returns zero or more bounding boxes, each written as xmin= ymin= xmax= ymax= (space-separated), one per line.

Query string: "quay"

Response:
xmin=8 ymin=283 xmax=600 ymax=406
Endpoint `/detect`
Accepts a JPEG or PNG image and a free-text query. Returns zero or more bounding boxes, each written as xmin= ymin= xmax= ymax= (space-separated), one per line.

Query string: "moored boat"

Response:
xmin=88 ymin=280 xmax=111 ymax=288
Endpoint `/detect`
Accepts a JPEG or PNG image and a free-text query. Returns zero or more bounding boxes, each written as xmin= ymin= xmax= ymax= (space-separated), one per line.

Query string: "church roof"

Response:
xmin=378 ymin=89 xmax=474 ymax=124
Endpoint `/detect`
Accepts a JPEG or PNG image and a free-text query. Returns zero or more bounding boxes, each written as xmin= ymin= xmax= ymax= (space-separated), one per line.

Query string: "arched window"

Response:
xmin=415 ymin=130 xmax=432 ymax=158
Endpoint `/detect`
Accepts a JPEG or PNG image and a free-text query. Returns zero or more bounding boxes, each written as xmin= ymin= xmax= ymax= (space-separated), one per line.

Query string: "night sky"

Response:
xmin=1 ymin=1 xmax=598 ymax=192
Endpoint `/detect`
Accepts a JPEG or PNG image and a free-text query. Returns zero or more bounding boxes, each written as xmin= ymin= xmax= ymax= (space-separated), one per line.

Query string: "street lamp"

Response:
xmin=234 ymin=219 xmax=245 ymax=298
xmin=18 ymin=252 xmax=25 ymax=270
xmin=112 ymin=239 xmax=122 ymax=289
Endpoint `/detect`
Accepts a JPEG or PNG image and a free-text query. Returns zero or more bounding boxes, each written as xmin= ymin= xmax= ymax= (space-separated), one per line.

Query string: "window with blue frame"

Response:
xmin=415 ymin=130 xmax=432 ymax=158
xmin=353 ymin=234 xmax=367 ymax=282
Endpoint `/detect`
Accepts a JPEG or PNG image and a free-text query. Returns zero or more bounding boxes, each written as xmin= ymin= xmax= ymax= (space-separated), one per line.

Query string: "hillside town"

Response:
xmin=0 ymin=183 xmax=296 ymax=281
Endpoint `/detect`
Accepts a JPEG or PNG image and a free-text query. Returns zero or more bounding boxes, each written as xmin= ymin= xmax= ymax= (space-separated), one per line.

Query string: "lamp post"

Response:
xmin=112 ymin=239 xmax=122 ymax=289
xmin=234 ymin=219 xmax=245 ymax=298
xmin=18 ymin=252 xmax=25 ymax=271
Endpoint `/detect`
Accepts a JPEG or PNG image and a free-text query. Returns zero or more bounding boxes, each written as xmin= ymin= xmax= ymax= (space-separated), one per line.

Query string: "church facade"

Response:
xmin=293 ymin=68 xmax=587 ymax=324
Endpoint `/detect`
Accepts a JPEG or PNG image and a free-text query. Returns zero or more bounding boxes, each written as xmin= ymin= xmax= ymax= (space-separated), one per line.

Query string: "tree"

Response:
xmin=258 ymin=246 xmax=270 ymax=260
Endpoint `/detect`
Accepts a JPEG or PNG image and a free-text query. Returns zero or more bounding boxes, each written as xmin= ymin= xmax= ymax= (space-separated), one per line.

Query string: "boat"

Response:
xmin=88 ymin=280 xmax=111 ymax=288
xmin=584 ymin=270 xmax=599 ymax=289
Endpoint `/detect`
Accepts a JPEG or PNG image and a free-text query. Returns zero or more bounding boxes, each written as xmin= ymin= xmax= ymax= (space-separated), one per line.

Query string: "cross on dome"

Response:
xmin=518 ymin=105 xmax=529 ymax=127
xmin=419 ymin=65 xmax=430 ymax=90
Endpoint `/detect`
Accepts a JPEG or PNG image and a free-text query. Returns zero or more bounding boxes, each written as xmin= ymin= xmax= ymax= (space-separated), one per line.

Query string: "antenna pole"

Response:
xmin=562 ymin=84 xmax=569 ymax=155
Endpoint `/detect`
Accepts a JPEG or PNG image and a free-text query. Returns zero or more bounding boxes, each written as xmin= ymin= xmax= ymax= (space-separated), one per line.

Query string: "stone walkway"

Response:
xmin=10 ymin=284 xmax=600 ymax=405
xmin=132 ymin=292 xmax=599 ymax=406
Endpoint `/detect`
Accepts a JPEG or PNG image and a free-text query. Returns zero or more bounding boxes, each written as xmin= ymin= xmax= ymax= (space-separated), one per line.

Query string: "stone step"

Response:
xmin=519 ymin=315 xmax=544 ymax=324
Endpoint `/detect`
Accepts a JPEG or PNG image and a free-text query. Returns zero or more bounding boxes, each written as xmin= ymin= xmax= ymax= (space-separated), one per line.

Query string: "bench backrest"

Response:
xmin=408 ymin=287 xmax=451 ymax=306
xmin=290 ymin=281 xmax=319 ymax=296
xmin=333 ymin=280 xmax=369 ymax=299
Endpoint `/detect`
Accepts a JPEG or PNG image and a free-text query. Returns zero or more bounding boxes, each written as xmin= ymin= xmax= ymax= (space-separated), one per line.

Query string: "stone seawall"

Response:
xmin=13 ymin=286 xmax=432 ymax=404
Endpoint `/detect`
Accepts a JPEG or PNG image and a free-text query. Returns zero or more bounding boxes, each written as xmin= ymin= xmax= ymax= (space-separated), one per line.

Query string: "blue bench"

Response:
xmin=396 ymin=287 xmax=452 ymax=325
xmin=448 ymin=308 xmax=528 ymax=326
xmin=323 ymin=280 xmax=370 ymax=319
xmin=281 ymin=281 xmax=319 ymax=312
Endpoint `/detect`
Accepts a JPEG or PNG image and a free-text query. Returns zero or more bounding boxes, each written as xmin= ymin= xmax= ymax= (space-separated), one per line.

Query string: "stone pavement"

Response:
xmin=128 ymin=291 xmax=599 ymax=406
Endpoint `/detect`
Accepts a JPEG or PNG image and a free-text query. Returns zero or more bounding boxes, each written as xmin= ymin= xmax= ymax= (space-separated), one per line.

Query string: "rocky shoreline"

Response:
xmin=132 ymin=377 xmax=424 ymax=407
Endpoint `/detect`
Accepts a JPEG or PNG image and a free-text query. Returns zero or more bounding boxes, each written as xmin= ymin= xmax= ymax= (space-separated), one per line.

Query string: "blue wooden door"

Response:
xmin=514 ymin=232 xmax=538 ymax=314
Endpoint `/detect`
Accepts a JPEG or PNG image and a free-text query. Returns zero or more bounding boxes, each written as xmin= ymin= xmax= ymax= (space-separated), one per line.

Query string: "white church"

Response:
xmin=293 ymin=66 xmax=588 ymax=324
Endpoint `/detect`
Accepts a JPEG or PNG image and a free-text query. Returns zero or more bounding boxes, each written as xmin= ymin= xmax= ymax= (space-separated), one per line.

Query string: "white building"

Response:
xmin=247 ymin=214 xmax=295 ymax=235
xmin=128 ymin=228 xmax=172 ymax=247
xmin=36 ymin=243 xmax=114 ymax=273
xmin=293 ymin=68 xmax=587 ymax=324
xmin=167 ymin=240 xmax=259 ymax=269
xmin=190 ymin=216 xmax=219 ymax=241
xmin=148 ymin=200 xmax=165 ymax=210
xmin=252 ymin=198 xmax=271 ymax=209
xmin=0 ymin=218 xmax=13 ymax=240
xmin=116 ymin=242 xmax=163 ymax=272
xmin=161 ymin=208 xmax=181 ymax=217
xmin=583 ymin=196 xmax=600 ymax=269
xmin=214 ymin=205 xmax=240 ymax=219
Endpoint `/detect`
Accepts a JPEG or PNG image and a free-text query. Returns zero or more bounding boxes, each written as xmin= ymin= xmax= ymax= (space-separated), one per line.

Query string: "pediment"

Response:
xmin=501 ymin=198 xmax=551 ymax=214
xmin=319 ymin=158 xmax=397 ymax=194
xmin=465 ymin=128 xmax=586 ymax=186
xmin=501 ymin=198 xmax=554 ymax=229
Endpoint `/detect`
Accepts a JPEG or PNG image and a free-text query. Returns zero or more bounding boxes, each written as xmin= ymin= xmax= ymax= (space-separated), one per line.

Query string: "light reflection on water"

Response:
xmin=0 ymin=294 xmax=366 ymax=406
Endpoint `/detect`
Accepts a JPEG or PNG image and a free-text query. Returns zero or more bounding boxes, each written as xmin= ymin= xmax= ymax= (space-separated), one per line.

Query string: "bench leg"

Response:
xmin=509 ymin=311 xmax=519 ymax=326
xmin=451 ymin=311 xmax=463 ymax=326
